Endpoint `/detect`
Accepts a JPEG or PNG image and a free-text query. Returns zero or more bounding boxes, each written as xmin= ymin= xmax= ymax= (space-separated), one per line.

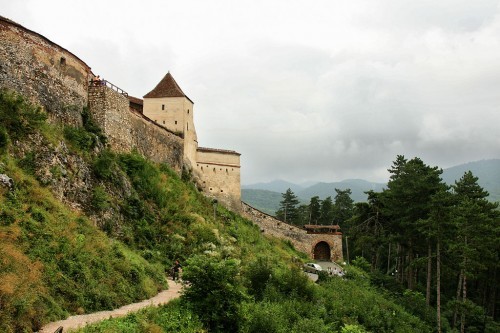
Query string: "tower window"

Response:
xmin=162 ymin=104 xmax=165 ymax=110
xmin=163 ymin=120 xmax=165 ymax=124
xmin=187 ymin=109 xmax=190 ymax=114
xmin=60 ymin=57 xmax=66 ymax=65
xmin=175 ymin=121 xmax=178 ymax=125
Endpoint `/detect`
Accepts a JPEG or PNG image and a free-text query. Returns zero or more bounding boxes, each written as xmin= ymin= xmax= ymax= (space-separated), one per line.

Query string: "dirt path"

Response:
xmin=39 ymin=279 xmax=182 ymax=333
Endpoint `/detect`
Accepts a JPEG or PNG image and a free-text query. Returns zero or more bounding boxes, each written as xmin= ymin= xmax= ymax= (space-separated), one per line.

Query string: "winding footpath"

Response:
xmin=39 ymin=279 xmax=182 ymax=333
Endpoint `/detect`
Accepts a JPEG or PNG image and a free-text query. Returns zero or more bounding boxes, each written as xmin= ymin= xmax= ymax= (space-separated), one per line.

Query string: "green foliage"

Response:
xmin=93 ymin=149 xmax=119 ymax=181
xmin=0 ymin=158 xmax=166 ymax=332
xmin=351 ymin=256 xmax=371 ymax=272
xmin=0 ymin=125 xmax=8 ymax=151
xmin=91 ymin=186 xmax=110 ymax=211
xmin=73 ymin=299 xmax=204 ymax=333
xmin=64 ymin=126 xmax=98 ymax=151
xmin=0 ymin=89 xmax=47 ymax=141
xmin=63 ymin=107 xmax=107 ymax=151
xmin=81 ymin=107 xmax=107 ymax=145
xmin=181 ymin=254 xmax=247 ymax=332
xmin=275 ymin=188 xmax=300 ymax=224
xmin=341 ymin=324 xmax=368 ymax=333
xmin=18 ymin=151 xmax=37 ymax=175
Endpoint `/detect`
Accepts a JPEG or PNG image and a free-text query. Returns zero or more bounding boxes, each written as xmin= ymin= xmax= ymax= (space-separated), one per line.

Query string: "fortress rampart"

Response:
xmin=0 ymin=16 xmax=240 ymax=210
xmin=88 ymin=85 xmax=184 ymax=172
xmin=0 ymin=16 xmax=90 ymax=126
xmin=242 ymin=202 xmax=343 ymax=261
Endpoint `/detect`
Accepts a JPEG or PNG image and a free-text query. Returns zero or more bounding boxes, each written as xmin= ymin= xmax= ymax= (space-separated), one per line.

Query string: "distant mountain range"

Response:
xmin=242 ymin=159 xmax=500 ymax=216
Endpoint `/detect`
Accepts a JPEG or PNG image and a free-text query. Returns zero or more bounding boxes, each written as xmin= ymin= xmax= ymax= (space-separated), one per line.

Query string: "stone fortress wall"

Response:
xmin=0 ymin=16 xmax=90 ymax=126
xmin=242 ymin=202 xmax=343 ymax=262
xmin=87 ymin=85 xmax=185 ymax=172
xmin=0 ymin=16 xmax=238 ymax=208
xmin=0 ymin=16 xmax=341 ymax=260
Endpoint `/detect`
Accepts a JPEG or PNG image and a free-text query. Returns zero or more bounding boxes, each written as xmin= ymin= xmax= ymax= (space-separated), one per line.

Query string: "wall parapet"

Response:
xmin=242 ymin=202 xmax=343 ymax=261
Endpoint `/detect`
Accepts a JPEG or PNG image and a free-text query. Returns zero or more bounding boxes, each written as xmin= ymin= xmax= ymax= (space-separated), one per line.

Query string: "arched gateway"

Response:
xmin=304 ymin=225 xmax=343 ymax=262
xmin=313 ymin=241 xmax=331 ymax=260
xmin=242 ymin=203 xmax=343 ymax=262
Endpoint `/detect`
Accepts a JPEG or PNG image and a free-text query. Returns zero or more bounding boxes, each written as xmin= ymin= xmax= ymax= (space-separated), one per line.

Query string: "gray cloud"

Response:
xmin=2 ymin=0 xmax=500 ymax=184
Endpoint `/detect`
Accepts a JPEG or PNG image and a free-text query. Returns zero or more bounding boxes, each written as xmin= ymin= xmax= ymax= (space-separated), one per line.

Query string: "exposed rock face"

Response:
xmin=14 ymin=133 xmax=94 ymax=210
xmin=0 ymin=173 xmax=13 ymax=189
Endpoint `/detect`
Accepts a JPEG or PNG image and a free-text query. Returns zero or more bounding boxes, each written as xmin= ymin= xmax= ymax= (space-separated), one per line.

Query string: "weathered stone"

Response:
xmin=0 ymin=173 xmax=13 ymax=189
xmin=242 ymin=202 xmax=343 ymax=261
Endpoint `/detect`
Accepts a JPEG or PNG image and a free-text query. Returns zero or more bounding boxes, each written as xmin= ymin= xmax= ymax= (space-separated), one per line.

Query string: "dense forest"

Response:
xmin=275 ymin=156 xmax=500 ymax=332
xmin=0 ymin=89 xmax=498 ymax=332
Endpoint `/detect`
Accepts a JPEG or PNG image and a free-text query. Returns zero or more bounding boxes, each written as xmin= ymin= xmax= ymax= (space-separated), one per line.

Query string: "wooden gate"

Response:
xmin=313 ymin=241 xmax=331 ymax=260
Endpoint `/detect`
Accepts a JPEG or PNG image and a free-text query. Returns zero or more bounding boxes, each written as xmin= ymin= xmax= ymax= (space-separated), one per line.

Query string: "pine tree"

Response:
xmin=275 ymin=188 xmax=300 ymax=224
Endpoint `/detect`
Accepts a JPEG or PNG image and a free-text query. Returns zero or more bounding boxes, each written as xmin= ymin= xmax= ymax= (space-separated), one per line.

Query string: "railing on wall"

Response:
xmin=89 ymin=79 xmax=128 ymax=97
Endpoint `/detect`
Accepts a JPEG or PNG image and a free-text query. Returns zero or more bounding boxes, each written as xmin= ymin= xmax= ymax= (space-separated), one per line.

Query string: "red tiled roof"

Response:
xmin=143 ymin=72 xmax=193 ymax=103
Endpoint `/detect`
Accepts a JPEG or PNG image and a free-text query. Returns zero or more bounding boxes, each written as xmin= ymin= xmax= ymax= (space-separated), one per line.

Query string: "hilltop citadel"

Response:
xmin=0 ymin=16 xmax=342 ymax=261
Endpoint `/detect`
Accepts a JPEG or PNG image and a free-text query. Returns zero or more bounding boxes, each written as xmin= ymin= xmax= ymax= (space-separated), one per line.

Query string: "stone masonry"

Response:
xmin=0 ymin=16 xmax=90 ymax=126
xmin=88 ymin=85 xmax=184 ymax=172
xmin=242 ymin=202 xmax=343 ymax=261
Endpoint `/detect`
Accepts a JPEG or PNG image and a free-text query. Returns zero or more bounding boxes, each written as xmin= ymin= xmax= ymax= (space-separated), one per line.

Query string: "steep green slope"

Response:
xmin=0 ymin=91 xmax=166 ymax=332
xmin=0 ymin=90 xmax=435 ymax=333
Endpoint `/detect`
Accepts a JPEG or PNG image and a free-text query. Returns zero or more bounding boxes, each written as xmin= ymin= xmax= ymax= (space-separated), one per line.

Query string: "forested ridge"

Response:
xmin=0 ymin=89 xmax=498 ymax=332
xmin=275 ymin=156 xmax=500 ymax=332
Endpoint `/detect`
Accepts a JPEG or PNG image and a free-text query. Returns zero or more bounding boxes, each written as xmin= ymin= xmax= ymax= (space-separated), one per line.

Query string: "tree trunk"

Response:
xmin=460 ymin=260 xmax=467 ymax=333
xmin=426 ymin=241 xmax=432 ymax=306
xmin=408 ymin=244 xmax=414 ymax=290
xmin=436 ymin=241 xmax=442 ymax=333
xmin=453 ymin=269 xmax=464 ymax=329
xmin=491 ymin=268 xmax=497 ymax=320
xmin=387 ymin=242 xmax=391 ymax=274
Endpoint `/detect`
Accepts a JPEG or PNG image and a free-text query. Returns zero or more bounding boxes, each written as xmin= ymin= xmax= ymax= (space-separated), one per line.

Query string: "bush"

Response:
xmin=91 ymin=186 xmax=110 ymax=211
xmin=0 ymin=89 xmax=47 ymax=140
xmin=0 ymin=126 xmax=8 ymax=151
xmin=64 ymin=126 xmax=98 ymax=151
xmin=181 ymin=254 xmax=247 ymax=332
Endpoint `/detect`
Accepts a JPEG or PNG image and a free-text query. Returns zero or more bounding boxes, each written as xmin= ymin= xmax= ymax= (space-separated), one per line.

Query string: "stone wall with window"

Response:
xmin=0 ymin=16 xmax=91 ymax=126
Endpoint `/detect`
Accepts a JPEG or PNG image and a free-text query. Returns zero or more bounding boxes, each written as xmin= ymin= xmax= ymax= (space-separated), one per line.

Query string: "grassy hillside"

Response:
xmin=0 ymin=90 xmax=166 ymax=332
xmin=0 ymin=90 xmax=439 ymax=332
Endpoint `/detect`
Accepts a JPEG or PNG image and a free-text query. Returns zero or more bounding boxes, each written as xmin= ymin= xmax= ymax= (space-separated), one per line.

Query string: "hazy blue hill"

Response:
xmin=242 ymin=159 xmax=500 ymax=212
xmin=297 ymin=179 xmax=386 ymax=202
xmin=241 ymin=189 xmax=283 ymax=215
xmin=242 ymin=179 xmax=385 ymax=214
xmin=442 ymin=159 xmax=500 ymax=202
xmin=242 ymin=179 xmax=304 ymax=193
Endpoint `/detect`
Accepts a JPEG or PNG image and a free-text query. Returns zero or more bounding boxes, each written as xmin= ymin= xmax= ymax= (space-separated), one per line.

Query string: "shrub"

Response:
xmin=181 ymin=254 xmax=247 ymax=332
xmin=0 ymin=126 xmax=8 ymax=151
xmin=64 ymin=126 xmax=98 ymax=151
xmin=0 ymin=89 xmax=47 ymax=140
xmin=91 ymin=186 xmax=110 ymax=211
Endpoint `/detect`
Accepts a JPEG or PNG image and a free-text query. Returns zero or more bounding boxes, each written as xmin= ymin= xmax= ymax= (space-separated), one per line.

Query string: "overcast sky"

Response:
xmin=2 ymin=0 xmax=500 ymax=185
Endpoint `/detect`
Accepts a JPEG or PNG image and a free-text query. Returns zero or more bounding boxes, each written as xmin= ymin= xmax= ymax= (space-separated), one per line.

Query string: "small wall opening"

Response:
xmin=313 ymin=241 xmax=331 ymax=261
